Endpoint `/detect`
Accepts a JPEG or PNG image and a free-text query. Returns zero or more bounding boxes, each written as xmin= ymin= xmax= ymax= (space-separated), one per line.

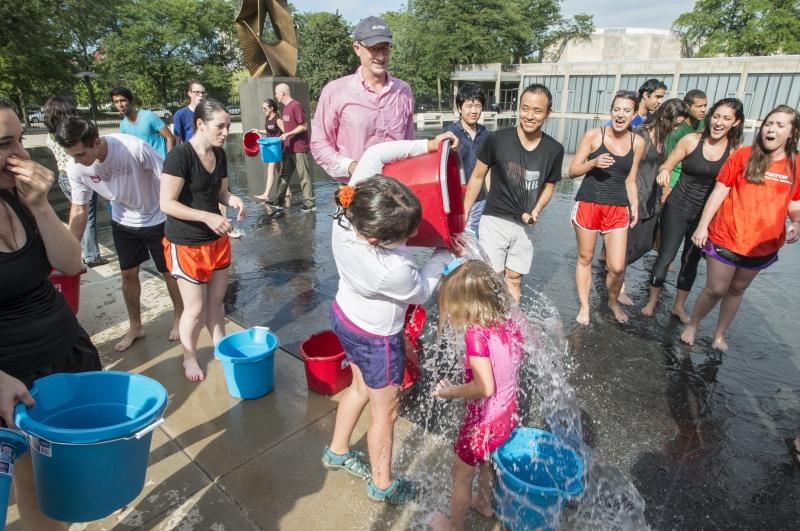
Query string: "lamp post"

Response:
xmin=75 ymin=71 xmax=98 ymax=125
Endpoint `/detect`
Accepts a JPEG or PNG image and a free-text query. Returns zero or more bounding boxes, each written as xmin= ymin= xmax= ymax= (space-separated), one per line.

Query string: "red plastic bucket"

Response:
xmin=300 ymin=331 xmax=353 ymax=396
xmin=382 ymin=139 xmax=466 ymax=249
xmin=400 ymin=305 xmax=426 ymax=391
xmin=49 ymin=268 xmax=85 ymax=314
xmin=243 ymin=131 xmax=261 ymax=157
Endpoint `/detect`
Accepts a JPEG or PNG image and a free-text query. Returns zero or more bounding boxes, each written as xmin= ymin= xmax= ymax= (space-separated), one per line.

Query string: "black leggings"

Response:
xmin=649 ymin=201 xmax=704 ymax=291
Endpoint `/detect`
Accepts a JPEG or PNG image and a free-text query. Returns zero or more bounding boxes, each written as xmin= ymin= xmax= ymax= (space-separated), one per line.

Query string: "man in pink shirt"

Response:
xmin=310 ymin=16 xmax=415 ymax=183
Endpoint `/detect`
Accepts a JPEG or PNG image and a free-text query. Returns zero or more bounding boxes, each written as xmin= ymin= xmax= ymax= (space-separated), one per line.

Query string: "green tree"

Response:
xmin=540 ymin=14 xmax=595 ymax=62
xmin=296 ymin=11 xmax=359 ymax=101
xmin=673 ymin=0 xmax=800 ymax=57
xmin=99 ymin=0 xmax=240 ymax=108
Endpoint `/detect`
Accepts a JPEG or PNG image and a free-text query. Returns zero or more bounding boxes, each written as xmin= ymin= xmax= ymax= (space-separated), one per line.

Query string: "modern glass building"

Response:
xmin=451 ymin=56 xmax=800 ymax=151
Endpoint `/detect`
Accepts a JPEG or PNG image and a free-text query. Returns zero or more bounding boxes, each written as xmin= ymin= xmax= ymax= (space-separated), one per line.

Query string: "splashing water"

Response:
xmin=385 ymin=232 xmax=648 ymax=529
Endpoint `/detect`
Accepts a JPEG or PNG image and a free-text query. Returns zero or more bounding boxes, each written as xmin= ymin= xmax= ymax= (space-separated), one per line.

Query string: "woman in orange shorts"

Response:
xmin=568 ymin=90 xmax=645 ymax=325
xmin=160 ymin=99 xmax=246 ymax=381
xmin=680 ymin=105 xmax=800 ymax=350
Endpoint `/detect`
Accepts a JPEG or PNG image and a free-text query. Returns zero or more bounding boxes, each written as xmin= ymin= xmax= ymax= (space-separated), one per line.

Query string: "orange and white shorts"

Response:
xmin=163 ymin=236 xmax=231 ymax=284
xmin=571 ymin=201 xmax=629 ymax=233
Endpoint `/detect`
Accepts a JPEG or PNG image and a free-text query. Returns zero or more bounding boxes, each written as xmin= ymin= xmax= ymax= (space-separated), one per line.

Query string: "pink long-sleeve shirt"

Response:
xmin=310 ymin=67 xmax=415 ymax=182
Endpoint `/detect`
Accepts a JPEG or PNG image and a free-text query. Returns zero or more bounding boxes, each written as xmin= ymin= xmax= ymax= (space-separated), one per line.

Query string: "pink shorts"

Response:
xmin=572 ymin=201 xmax=629 ymax=233
xmin=454 ymin=403 xmax=518 ymax=466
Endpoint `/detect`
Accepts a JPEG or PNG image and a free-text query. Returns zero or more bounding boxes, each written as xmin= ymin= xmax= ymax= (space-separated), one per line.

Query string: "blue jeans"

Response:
xmin=58 ymin=172 xmax=101 ymax=262
xmin=467 ymin=199 xmax=486 ymax=236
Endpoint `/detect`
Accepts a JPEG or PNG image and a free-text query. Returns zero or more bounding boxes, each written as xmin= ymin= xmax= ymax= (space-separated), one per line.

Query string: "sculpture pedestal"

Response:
xmin=239 ymin=77 xmax=311 ymax=198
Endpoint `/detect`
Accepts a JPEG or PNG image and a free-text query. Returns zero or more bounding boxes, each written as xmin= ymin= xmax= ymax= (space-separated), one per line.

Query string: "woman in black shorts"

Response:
xmin=160 ymin=99 xmax=246 ymax=382
xmin=642 ymin=98 xmax=743 ymax=321
xmin=618 ymin=98 xmax=690 ymax=305
xmin=0 ymin=99 xmax=101 ymax=529
xmin=568 ymin=90 xmax=645 ymax=325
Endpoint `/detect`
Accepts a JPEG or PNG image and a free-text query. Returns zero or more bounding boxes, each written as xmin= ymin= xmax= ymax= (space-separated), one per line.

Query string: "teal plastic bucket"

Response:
xmin=215 ymin=327 xmax=278 ymax=399
xmin=493 ymin=427 xmax=585 ymax=531
xmin=257 ymin=137 xmax=282 ymax=163
xmin=14 ymin=371 xmax=168 ymax=522
xmin=0 ymin=429 xmax=28 ymax=529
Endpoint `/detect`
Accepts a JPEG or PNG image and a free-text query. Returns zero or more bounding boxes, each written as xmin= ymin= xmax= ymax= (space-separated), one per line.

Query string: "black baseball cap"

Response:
xmin=354 ymin=16 xmax=393 ymax=46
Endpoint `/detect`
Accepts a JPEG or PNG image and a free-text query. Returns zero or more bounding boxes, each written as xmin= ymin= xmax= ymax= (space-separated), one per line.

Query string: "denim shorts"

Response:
xmin=330 ymin=301 xmax=405 ymax=389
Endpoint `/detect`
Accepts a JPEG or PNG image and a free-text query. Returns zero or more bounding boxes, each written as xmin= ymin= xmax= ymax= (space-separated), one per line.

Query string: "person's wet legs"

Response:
xmin=711 ymin=267 xmax=759 ymax=351
xmin=681 ymin=257 xmax=736 ymax=345
xmin=574 ymin=224 xmax=598 ymax=325
xmin=603 ymin=228 xmax=629 ymax=323
xmin=116 ymin=266 xmax=145 ymax=352
xmin=329 ymin=363 xmax=370 ymax=455
xmin=176 ymin=278 xmax=206 ymax=381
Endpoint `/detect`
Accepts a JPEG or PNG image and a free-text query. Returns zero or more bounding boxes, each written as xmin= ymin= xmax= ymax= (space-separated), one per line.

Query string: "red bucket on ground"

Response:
xmin=49 ymin=267 xmax=85 ymax=314
xmin=243 ymin=131 xmax=261 ymax=157
xmin=300 ymin=331 xmax=353 ymax=396
xmin=382 ymin=139 xmax=466 ymax=249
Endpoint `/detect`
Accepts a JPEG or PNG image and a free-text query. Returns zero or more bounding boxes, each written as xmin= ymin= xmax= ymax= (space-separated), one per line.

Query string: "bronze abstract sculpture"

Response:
xmin=235 ymin=0 xmax=298 ymax=77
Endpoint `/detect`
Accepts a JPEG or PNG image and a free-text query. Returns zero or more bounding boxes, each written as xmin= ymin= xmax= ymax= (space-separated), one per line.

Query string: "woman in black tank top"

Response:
xmin=254 ymin=98 xmax=285 ymax=200
xmin=642 ymin=98 xmax=744 ymax=321
xmin=568 ymin=91 xmax=645 ymax=325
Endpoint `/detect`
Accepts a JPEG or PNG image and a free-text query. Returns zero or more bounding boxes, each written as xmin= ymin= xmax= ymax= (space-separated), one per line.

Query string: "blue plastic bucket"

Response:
xmin=493 ymin=427 xmax=585 ymax=531
xmin=14 ymin=371 xmax=168 ymax=522
xmin=0 ymin=429 xmax=28 ymax=529
xmin=257 ymin=137 xmax=282 ymax=163
xmin=215 ymin=327 xmax=278 ymax=399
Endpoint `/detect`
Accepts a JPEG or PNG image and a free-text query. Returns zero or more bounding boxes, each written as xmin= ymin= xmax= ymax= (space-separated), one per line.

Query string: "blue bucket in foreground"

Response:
xmin=14 ymin=371 xmax=167 ymax=522
xmin=257 ymin=137 xmax=282 ymax=163
xmin=215 ymin=327 xmax=278 ymax=399
xmin=0 ymin=429 xmax=28 ymax=529
xmin=493 ymin=427 xmax=585 ymax=531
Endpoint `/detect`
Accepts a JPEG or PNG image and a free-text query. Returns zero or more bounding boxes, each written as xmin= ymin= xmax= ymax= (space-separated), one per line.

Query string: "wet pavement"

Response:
xmin=30 ymin=131 xmax=800 ymax=529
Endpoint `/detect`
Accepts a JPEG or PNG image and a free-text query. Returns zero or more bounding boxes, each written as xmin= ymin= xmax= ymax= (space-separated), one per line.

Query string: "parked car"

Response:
xmin=149 ymin=108 xmax=172 ymax=120
xmin=226 ymin=105 xmax=241 ymax=116
xmin=28 ymin=110 xmax=44 ymax=123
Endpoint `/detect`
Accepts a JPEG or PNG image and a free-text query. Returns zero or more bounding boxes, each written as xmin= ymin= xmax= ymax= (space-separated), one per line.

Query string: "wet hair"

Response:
xmin=192 ymin=98 xmax=228 ymax=132
xmin=333 ymin=176 xmax=421 ymax=246
xmin=520 ymin=83 xmax=553 ymax=111
xmin=109 ymin=86 xmax=134 ymax=102
xmin=437 ymin=260 xmax=512 ymax=329
xmin=263 ymin=98 xmax=278 ymax=112
xmin=702 ymin=98 xmax=744 ymax=149
xmin=640 ymin=98 xmax=689 ymax=157
xmin=611 ymin=90 xmax=640 ymax=114
xmin=456 ymin=82 xmax=486 ymax=110
xmin=744 ymin=105 xmax=800 ymax=185
xmin=55 ymin=115 xmax=99 ymax=148
xmin=684 ymin=89 xmax=707 ymax=105
xmin=638 ymin=78 xmax=667 ymax=98
xmin=43 ymin=95 xmax=77 ymax=134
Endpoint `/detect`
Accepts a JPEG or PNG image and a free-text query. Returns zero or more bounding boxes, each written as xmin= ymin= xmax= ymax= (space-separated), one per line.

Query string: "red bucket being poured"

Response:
xmin=382 ymin=140 xmax=466 ymax=250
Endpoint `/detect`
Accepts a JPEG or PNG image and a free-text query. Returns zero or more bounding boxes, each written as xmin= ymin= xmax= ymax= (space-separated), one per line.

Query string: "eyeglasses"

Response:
xmin=190 ymin=90 xmax=205 ymax=95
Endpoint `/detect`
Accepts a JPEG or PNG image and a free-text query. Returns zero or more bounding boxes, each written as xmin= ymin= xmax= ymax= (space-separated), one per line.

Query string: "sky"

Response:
xmin=290 ymin=0 xmax=698 ymax=31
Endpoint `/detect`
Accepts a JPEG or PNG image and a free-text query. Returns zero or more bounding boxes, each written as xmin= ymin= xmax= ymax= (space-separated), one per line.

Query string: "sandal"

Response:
xmin=784 ymin=438 xmax=800 ymax=470
xmin=366 ymin=477 xmax=418 ymax=504
xmin=321 ymin=446 xmax=371 ymax=480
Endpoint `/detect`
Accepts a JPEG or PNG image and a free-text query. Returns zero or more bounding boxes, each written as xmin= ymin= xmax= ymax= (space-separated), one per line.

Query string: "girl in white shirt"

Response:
xmin=322 ymin=133 xmax=457 ymax=504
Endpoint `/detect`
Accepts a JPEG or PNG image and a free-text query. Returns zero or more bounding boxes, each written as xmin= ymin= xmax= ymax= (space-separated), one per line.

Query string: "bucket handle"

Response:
xmin=439 ymin=139 xmax=452 ymax=215
xmin=23 ymin=417 xmax=165 ymax=448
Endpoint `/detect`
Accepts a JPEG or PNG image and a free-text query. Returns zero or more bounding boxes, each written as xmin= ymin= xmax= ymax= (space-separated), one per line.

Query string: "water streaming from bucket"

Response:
xmin=384 ymin=232 xmax=649 ymax=528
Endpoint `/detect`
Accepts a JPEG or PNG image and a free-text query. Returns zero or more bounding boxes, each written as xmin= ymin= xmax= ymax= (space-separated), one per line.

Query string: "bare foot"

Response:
xmin=680 ymin=324 xmax=697 ymax=345
xmin=229 ymin=229 xmax=242 ymax=239
xmin=618 ymin=292 xmax=634 ymax=306
xmin=608 ymin=302 xmax=629 ymax=324
xmin=471 ymin=495 xmax=494 ymax=518
xmin=114 ymin=327 xmax=145 ymax=352
xmin=711 ymin=337 xmax=728 ymax=351
xmin=641 ymin=301 xmax=656 ymax=317
xmin=254 ymin=194 xmax=268 ymax=200
xmin=183 ymin=358 xmax=205 ymax=382
xmin=168 ymin=322 xmax=180 ymax=342
xmin=428 ymin=511 xmax=452 ymax=531
xmin=576 ymin=306 xmax=590 ymax=325
xmin=671 ymin=307 xmax=690 ymax=324
xmin=668 ymin=264 xmax=678 ymax=273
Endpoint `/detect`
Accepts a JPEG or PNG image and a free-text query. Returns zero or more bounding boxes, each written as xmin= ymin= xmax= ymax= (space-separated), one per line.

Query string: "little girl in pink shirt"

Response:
xmin=430 ymin=260 xmax=524 ymax=531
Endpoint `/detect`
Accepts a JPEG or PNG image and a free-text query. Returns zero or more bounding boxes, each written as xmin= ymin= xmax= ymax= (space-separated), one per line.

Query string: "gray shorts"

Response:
xmin=478 ymin=215 xmax=534 ymax=275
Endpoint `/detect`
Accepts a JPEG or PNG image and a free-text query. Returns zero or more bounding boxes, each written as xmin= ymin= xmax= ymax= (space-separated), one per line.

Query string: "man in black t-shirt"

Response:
xmin=463 ymin=84 xmax=564 ymax=302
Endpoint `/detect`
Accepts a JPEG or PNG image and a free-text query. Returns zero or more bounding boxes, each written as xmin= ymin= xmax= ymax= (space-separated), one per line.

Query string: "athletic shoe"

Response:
xmin=300 ymin=204 xmax=316 ymax=213
xmin=366 ymin=477 xmax=419 ymax=504
xmin=264 ymin=201 xmax=284 ymax=211
xmin=84 ymin=257 xmax=109 ymax=268
xmin=321 ymin=446 xmax=371 ymax=479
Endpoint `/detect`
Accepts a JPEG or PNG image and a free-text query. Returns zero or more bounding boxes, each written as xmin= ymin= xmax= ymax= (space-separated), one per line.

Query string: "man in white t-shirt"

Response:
xmin=56 ymin=116 xmax=183 ymax=352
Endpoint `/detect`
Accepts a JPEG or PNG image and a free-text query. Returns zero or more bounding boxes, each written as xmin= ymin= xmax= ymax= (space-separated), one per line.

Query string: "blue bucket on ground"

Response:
xmin=257 ymin=137 xmax=282 ymax=163
xmin=215 ymin=327 xmax=278 ymax=399
xmin=0 ymin=429 xmax=29 ymax=529
xmin=493 ymin=427 xmax=585 ymax=531
xmin=14 ymin=371 xmax=167 ymax=522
